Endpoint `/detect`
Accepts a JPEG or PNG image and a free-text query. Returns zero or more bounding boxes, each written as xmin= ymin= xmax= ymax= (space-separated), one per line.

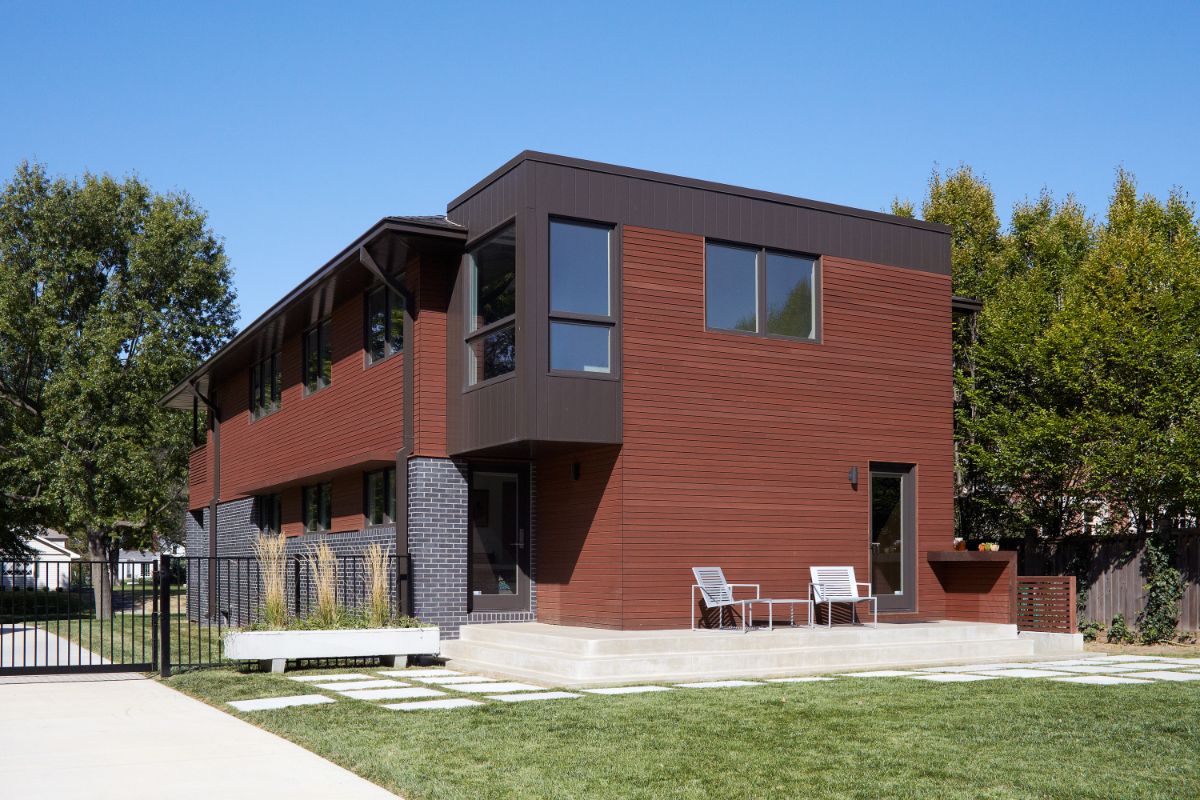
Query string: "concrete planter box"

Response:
xmin=224 ymin=627 xmax=440 ymax=672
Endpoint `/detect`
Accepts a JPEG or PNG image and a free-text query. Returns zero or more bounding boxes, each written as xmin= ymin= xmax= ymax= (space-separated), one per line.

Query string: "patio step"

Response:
xmin=442 ymin=622 xmax=1052 ymax=687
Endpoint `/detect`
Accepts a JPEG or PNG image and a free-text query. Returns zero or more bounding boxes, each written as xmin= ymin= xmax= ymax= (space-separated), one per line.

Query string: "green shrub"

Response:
xmin=1107 ymin=614 xmax=1135 ymax=644
xmin=1078 ymin=620 xmax=1104 ymax=642
xmin=1137 ymin=534 xmax=1184 ymax=644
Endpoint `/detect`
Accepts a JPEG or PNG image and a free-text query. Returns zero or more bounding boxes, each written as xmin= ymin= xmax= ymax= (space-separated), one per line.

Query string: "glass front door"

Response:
xmin=870 ymin=465 xmax=915 ymax=612
xmin=469 ymin=466 xmax=530 ymax=612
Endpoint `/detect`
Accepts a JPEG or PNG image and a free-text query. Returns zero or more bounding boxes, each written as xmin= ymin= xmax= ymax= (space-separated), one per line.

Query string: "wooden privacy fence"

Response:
xmin=1013 ymin=530 xmax=1200 ymax=631
xmin=1015 ymin=576 xmax=1076 ymax=633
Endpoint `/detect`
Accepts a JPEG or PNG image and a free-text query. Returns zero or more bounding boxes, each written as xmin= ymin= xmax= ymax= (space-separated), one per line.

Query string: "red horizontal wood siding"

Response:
xmin=188 ymin=285 xmax=405 ymax=525
xmin=612 ymin=225 xmax=955 ymax=629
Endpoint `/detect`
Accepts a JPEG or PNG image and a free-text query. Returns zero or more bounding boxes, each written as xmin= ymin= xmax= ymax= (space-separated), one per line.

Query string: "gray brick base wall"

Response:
xmin=183 ymin=459 xmax=538 ymax=639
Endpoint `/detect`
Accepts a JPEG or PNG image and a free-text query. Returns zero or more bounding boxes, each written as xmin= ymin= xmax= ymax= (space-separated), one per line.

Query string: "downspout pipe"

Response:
xmin=190 ymin=380 xmax=220 ymax=622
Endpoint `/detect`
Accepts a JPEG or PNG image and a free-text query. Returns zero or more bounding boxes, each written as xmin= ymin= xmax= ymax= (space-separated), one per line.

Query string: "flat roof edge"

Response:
xmin=447 ymin=150 xmax=952 ymax=235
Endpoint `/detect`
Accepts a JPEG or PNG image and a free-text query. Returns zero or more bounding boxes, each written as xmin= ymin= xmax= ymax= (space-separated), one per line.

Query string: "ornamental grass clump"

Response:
xmin=364 ymin=543 xmax=392 ymax=628
xmin=254 ymin=533 xmax=289 ymax=630
xmin=306 ymin=541 xmax=345 ymax=629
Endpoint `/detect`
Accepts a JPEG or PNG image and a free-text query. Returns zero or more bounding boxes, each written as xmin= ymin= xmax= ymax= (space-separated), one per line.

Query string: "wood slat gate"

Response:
xmin=1015 ymin=575 xmax=1076 ymax=634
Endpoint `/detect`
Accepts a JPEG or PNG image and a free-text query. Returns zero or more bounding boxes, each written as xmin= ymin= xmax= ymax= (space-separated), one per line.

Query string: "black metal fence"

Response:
xmin=0 ymin=559 xmax=158 ymax=675
xmin=1 ymin=553 xmax=404 ymax=676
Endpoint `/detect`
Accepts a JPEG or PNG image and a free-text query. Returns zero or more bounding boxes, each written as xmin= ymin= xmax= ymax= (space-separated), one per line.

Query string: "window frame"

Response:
xmin=363 ymin=467 xmax=396 ymax=526
xmin=364 ymin=286 xmax=405 ymax=367
xmin=703 ymin=240 xmax=822 ymax=344
xmin=547 ymin=215 xmax=621 ymax=380
xmin=302 ymin=320 xmax=333 ymax=395
xmin=256 ymin=494 xmax=282 ymax=535
xmin=249 ymin=352 xmax=282 ymax=421
xmin=302 ymin=482 xmax=332 ymax=533
xmin=464 ymin=219 xmax=519 ymax=389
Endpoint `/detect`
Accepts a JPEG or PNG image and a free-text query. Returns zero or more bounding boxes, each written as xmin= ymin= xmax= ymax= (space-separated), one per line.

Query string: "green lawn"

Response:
xmin=37 ymin=611 xmax=224 ymax=667
xmin=167 ymin=668 xmax=1200 ymax=800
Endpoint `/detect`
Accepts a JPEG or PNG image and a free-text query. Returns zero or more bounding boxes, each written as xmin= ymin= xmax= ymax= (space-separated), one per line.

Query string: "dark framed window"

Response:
xmin=466 ymin=224 xmax=517 ymax=385
xmin=364 ymin=468 xmax=396 ymax=526
xmin=365 ymin=287 xmax=405 ymax=364
xmin=249 ymin=353 xmax=281 ymax=419
xmin=302 ymin=482 xmax=332 ymax=532
xmin=303 ymin=321 xmax=332 ymax=394
xmin=705 ymin=242 xmax=818 ymax=341
xmin=256 ymin=494 xmax=282 ymax=534
xmin=549 ymin=219 xmax=615 ymax=374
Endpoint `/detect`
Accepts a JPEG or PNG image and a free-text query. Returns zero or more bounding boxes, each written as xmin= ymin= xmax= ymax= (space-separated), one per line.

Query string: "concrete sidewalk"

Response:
xmin=0 ymin=675 xmax=398 ymax=799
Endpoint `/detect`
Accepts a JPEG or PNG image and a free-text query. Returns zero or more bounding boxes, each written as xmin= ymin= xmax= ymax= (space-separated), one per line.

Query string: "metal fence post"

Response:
xmin=159 ymin=554 xmax=171 ymax=678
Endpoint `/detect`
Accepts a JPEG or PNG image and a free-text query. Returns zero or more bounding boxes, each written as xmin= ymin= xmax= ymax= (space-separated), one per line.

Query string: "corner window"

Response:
xmin=302 ymin=482 xmax=331 ymax=532
xmin=303 ymin=321 xmax=332 ymax=394
xmin=364 ymin=468 xmax=396 ymax=526
xmin=466 ymin=225 xmax=516 ymax=385
xmin=249 ymin=353 xmax=281 ymax=419
xmin=705 ymin=242 xmax=817 ymax=341
xmin=549 ymin=219 xmax=614 ymax=374
xmin=366 ymin=287 xmax=404 ymax=364
xmin=256 ymin=494 xmax=282 ymax=534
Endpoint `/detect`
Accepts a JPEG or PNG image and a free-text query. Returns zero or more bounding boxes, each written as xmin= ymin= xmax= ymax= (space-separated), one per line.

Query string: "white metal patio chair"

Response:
xmin=809 ymin=566 xmax=878 ymax=628
xmin=691 ymin=567 xmax=812 ymax=632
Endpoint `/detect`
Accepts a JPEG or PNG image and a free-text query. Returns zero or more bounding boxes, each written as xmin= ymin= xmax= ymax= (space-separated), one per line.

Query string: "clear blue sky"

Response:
xmin=3 ymin=1 xmax=1197 ymax=327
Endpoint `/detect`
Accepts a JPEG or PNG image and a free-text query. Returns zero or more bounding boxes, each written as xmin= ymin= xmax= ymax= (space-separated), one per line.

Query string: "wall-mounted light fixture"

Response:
xmin=848 ymin=465 xmax=859 ymax=488
xmin=571 ymin=462 xmax=581 ymax=481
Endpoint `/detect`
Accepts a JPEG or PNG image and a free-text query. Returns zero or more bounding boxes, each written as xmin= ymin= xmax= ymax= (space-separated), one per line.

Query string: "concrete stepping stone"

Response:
xmin=488 ymin=691 xmax=581 ymax=702
xmin=1124 ymin=670 xmax=1200 ymax=681
xmin=450 ymin=681 xmax=542 ymax=693
xmin=407 ymin=675 xmax=496 ymax=685
xmin=313 ymin=679 xmax=407 ymax=691
xmin=228 ymin=695 xmax=335 ymax=711
xmin=1090 ymin=655 xmax=1175 ymax=663
xmin=839 ymin=670 xmax=916 ymax=677
xmin=338 ymin=687 xmax=446 ymax=700
xmin=920 ymin=663 xmax=1029 ymax=673
xmin=288 ymin=672 xmax=373 ymax=682
xmin=1051 ymin=675 xmax=1153 ymax=685
xmin=974 ymin=669 xmax=1072 ymax=678
xmin=765 ymin=677 xmax=836 ymax=683
xmin=582 ymin=685 xmax=673 ymax=695
xmin=1050 ymin=664 xmax=1148 ymax=674
xmin=675 ymin=680 xmax=761 ymax=688
xmin=377 ymin=669 xmax=460 ymax=678
xmin=910 ymin=673 xmax=999 ymax=682
xmin=384 ymin=698 xmax=484 ymax=711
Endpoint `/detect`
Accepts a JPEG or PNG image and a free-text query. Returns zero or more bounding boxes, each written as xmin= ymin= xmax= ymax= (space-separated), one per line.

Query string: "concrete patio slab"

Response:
xmin=228 ymin=695 xmax=335 ymax=712
xmin=765 ymin=677 xmax=836 ymax=683
xmin=488 ymin=691 xmax=581 ymax=702
xmin=0 ymin=677 xmax=397 ymax=798
xmin=312 ymin=679 xmax=406 ymax=691
xmin=451 ymin=681 xmax=542 ymax=693
xmin=406 ymin=674 xmax=496 ymax=684
xmin=909 ymin=674 xmax=999 ymax=682
xmin=582 ymin=685 xmax=673 ymax=695
xmin=974 ymin=669 xmax=1072 ymax=678
xmin=338 ymin=687 xmax=444 ymax=700
xmin=383 ymin=698 xmax=484 ymax=711
xmin=1051 ymin=675 xmax=1153 ymax=685
xmin=840 ymin=670 xmax=916 ymax=677
xmin=289 ymin=672 xmax=374 ymax=682
xmin=675 ymin=680 xmax=761 ymax=688
xmin=378 ymin=668 xmax=460 ymax=677
xmin=1123 ymin=670 xmax=1200 ymax=681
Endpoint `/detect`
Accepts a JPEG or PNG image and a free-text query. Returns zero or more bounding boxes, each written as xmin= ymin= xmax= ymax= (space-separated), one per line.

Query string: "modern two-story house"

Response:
xmin=165 ymin=152 xmax=1006 ymax=640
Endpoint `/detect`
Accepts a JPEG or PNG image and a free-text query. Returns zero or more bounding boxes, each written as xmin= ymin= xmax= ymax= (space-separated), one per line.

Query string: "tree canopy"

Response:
xmin=0 ymin=162 xmax=237 ymax=572
xmin=899 ymin=166 xmax=1200 ymax=538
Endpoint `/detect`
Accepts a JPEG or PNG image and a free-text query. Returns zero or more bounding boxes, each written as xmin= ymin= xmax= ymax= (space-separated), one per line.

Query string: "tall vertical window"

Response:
xmin=256 ymin=494 xmax=282 ymax=534
xmin=549 ymin=219 xmax=614 ymax=373
xmin=466 ymin=224 xmax=516 ymax=385
xmin=249 ymin=353 xmax=281 ymax=419
xmin=364 ymin=468 xmax=396 ymax=526
xmin=705 ymin=242 xmax=818 ymax=341
xmin=303 ymin=321 xmax=332 ymax=394
xmin=366 ymin=287 xmax=405 ymax=364
xmin=303 ymin=482 xmax=332 ymax=532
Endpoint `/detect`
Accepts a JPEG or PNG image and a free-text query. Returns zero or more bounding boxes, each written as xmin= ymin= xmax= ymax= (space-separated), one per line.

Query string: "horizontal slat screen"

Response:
xmin=1015 ymin=575 xmax=1076 ymax=633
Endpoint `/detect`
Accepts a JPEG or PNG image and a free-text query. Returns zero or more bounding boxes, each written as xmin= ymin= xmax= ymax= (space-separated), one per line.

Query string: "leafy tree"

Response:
xmin=0 ymin=162 xmax=236 ymax=615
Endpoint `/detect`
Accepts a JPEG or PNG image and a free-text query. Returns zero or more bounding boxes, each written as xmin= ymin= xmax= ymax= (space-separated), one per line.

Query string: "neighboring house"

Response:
xmin=164 ymin=151 xmax=996 ymax=638
xmin=116 ymin=543 xmax=183 ymax=582
xmin=3 ymin=530 xmax=80 ymax=590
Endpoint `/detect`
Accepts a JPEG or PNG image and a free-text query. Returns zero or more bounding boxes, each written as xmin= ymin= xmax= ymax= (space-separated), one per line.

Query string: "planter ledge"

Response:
xmin=224 ymin=627 xmax=440 ymax=673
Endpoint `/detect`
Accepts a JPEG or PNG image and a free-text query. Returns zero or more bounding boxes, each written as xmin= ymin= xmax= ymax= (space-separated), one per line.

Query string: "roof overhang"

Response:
xmin=161 ymin=217 xmax=465 ymax=411
xmin=951 ymin=295 xmax=983 ymax=315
